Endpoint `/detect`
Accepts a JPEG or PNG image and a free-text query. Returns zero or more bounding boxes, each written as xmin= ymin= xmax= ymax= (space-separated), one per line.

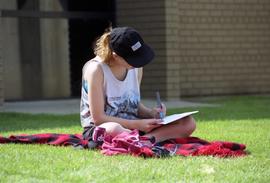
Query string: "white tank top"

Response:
xmin=80 ymin=56 xmax=141 ymax=127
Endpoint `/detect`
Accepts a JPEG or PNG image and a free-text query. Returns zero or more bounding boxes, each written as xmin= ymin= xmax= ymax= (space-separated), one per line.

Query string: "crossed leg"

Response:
xmin=99 ymin=122 xmax=131 ymax=137
xmin=143 ymin=116 xmax=196 ymax=142
xmin=98 ymin=116 xmax=196 ymax=143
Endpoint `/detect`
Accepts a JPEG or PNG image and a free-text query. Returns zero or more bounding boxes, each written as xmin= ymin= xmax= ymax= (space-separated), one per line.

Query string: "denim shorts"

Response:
xmin=82 ymin=124 xmax=96 ymax=141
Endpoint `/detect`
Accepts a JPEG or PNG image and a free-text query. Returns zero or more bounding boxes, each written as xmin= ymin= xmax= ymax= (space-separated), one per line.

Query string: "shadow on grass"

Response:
xmin=0 ymin=112 xmax=81 ymax=133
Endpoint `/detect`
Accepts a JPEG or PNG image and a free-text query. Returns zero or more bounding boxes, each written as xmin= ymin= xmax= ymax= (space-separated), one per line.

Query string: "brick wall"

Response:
xmin=165 ymin=0 xmax=181 ymax=99
xmin=116 ymin=0 xmax=167 ymax=99
xmin=177 ymin=0 xmax=270 ymax=96
xmin=117 ymin=0 xmax=270 ymax=99
xmin=0 ymin=17 xmax=3 ymax=106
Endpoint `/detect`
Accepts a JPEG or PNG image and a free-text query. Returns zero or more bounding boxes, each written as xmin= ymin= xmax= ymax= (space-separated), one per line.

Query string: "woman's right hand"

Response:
xmin=135 ymin=119 xmax=162 ymax=133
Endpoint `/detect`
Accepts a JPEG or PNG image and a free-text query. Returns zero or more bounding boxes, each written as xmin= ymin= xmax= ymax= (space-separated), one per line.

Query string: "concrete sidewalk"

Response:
xmin=0 ymin=98 xmax=215 ymax=115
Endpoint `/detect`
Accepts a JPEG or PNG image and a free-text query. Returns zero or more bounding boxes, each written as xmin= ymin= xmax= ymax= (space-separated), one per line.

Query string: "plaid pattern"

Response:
xmin=0 ymin=132 xmax=246 ymax=158
xmin=160 ymin=137 xmax=246 ymax=157
xmin=0 ymin=133 xmax=88 ymax=148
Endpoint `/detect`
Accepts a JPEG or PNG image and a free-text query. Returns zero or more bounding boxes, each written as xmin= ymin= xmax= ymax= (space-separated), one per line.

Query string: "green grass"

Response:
xmin=0 ymin=95 xmax=270 ymax=183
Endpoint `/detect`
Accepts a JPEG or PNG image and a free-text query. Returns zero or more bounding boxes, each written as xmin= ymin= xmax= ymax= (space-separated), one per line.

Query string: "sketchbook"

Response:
xmin=159 ymin=111 xmax=199 ymax=125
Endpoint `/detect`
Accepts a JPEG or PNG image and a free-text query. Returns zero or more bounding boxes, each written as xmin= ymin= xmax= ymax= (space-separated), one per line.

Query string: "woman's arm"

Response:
xmin=137 ymin=102 xmax=156 ymax=118
xmin=138 ymin=102 xmax=167 ymax=119
xmin=84 ymin=62 xmax=161 ymax=132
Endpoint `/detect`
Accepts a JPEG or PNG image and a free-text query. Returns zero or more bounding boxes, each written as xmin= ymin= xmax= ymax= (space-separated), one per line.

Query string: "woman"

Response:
xmin=80 ymin=27 xmax=196 ymax=145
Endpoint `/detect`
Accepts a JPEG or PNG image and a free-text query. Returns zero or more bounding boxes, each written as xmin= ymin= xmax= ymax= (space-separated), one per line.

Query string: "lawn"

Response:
xmin=0 ymin=96 xmax=269 ymax=183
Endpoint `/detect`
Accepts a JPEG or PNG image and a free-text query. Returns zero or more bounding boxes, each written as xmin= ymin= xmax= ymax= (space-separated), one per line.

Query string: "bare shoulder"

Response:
xmin=83 ymin=60 xmax=104 ymax=82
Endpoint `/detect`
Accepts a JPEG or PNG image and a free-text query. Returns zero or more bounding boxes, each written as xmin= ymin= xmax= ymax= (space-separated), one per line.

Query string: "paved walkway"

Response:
xmin=0 ymin=98 xmax=215 ymax=115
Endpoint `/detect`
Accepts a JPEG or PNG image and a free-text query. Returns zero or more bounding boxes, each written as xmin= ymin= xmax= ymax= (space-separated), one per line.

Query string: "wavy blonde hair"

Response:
xmin=94 ymin=30 xmax=113 ymax=65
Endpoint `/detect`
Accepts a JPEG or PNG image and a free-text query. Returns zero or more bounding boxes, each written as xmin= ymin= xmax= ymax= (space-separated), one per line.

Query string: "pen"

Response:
xmin=156 ymin=91 xmax=164 ymax=119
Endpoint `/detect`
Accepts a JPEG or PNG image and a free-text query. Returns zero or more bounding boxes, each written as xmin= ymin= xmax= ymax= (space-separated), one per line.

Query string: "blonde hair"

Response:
xmin=94 ymin=31 xmax=113 ymax=65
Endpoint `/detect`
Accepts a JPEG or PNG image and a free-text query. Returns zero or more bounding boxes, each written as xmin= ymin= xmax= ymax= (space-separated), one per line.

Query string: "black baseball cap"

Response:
xmin=109 ymin=27 xmax=155 ymax=68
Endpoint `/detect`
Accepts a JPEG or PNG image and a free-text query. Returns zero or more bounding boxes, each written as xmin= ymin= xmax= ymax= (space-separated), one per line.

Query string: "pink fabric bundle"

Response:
xmin=101 ymin=130 xmax=247 ymax=157
xmin=101 ymin=130 xmax=154 ymax=157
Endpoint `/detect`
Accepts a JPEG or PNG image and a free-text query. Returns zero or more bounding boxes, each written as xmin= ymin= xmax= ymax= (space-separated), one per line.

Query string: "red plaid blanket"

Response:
xmin=0 ymin=131 xmax=247 ymax=158
xmin=0 ymin=133 xmax=88 ymax=146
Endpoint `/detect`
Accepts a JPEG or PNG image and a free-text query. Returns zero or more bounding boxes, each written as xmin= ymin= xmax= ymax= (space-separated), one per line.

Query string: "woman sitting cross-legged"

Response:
xmin=80 ymin=27 xmax=196 ymax=146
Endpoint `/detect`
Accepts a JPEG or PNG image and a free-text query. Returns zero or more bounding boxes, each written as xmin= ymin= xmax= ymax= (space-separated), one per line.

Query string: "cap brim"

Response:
xmin=125 ymin=44 xmax=155 ymax=68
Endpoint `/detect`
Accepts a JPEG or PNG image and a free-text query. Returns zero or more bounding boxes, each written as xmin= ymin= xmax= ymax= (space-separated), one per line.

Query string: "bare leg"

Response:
xmin=99 ymin=122 xmax=131 ymax=137
xmin=97 ymin=117 xmax=196 ymax=143
xmin=144 ymin=116 xmax=196 ymax=142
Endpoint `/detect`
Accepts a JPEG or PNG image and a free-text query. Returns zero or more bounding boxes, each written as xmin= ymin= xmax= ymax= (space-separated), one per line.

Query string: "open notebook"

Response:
xmin=159 ymin=111 xmax=199 ymax=125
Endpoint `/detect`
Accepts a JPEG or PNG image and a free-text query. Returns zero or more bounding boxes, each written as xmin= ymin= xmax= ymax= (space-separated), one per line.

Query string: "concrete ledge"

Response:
xmin=0 ymin=98 xmax=216 ymax=115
